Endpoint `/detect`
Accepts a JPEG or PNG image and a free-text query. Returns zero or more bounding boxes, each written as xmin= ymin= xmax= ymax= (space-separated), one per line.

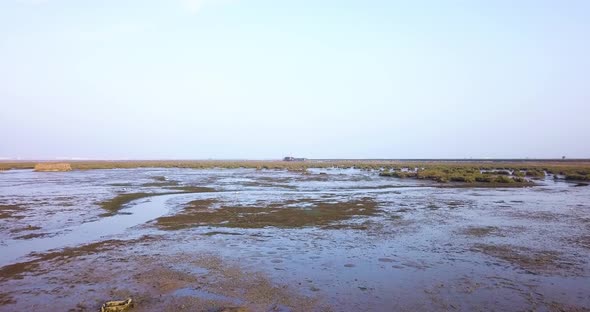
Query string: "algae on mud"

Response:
xmin=99 ymin=187 xmax=215 ymax=215
xmin=156 ymin=197 xmax=380 ymax=230
xmin=471 ymin=244 xmax=568 ymax=273
xmin=99 ymin=193 xmax=160 ymax=214
xmin=461 ymin=226 xmax=503 ymax=237
xmin=0 ymin=205 xmax=23 ymax=220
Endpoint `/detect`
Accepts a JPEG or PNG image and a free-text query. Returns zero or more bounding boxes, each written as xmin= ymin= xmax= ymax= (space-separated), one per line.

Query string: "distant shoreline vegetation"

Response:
xmin=1 ymin=160 xmax=589 ymax=183
xmin=33 ymin=163 xmax=72 ymax=172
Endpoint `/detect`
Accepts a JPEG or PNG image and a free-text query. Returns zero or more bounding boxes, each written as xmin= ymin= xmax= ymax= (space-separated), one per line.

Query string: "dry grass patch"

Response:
xmin=33 ymin=163 xmax=72 ymax=172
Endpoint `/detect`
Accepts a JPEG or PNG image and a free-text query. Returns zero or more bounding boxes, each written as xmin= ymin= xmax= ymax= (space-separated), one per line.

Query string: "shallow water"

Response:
xmin=0 ymin=168 xmax=589 ymax=311
xmin=0 ymin=193 xmax=202 ymax=265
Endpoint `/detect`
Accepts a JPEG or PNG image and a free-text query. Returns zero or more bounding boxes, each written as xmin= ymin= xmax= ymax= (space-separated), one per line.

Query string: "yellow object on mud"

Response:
xmin=100 ymin=298 xmax=133 ymax=312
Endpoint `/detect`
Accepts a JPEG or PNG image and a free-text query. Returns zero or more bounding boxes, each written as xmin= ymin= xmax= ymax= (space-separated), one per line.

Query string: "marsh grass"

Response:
xmin=379 ymin=171 xmax=416 ymax=178
xmin=3 ymin=159 xmax=590 ymax=183
xmin=0 ymin=162 xmax=36 ymax=170
xmin=513 ymin=170 xmax=525 ymax=177
xmin=380 ymin=166 xmax=538 ymax=185
xmin=33 ymin=163 xmax=72 ymax=172
xmin=525 ymin=169 xmax=545 ymax=178
xmin=559 ymin=168 xmax=590 ymax=181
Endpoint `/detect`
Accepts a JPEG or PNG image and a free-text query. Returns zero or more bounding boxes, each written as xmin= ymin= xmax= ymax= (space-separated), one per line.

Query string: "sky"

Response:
xmin=1 ymin=0 xmax=589 ymax=160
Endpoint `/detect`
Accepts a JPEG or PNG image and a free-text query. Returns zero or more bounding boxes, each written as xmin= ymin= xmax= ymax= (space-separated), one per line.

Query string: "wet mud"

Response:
xmin=0 ymin=168 xmax=589 ymax=311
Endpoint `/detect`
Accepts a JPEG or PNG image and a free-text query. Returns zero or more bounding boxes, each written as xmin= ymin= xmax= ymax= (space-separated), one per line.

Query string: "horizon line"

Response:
xmin=2 ymin=158 xmax=590 ymax=162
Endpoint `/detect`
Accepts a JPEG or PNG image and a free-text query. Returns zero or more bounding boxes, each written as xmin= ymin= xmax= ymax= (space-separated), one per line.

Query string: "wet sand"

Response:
xmin=0 ymin=168 xmax=589 ymax=311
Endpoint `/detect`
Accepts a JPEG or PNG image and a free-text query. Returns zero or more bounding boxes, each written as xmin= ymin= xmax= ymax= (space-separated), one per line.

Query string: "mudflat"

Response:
xmin=0 ymin=165 xmax=589 ymax=311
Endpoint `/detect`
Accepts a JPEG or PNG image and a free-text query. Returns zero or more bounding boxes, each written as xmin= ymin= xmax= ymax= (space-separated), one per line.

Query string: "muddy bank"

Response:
xmin=0 ymin=236 xmax=325 ymax=312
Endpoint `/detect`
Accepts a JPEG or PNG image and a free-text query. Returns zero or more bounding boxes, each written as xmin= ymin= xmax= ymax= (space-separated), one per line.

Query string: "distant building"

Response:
xmin=283 ymin=156 xmax=306 ymax=162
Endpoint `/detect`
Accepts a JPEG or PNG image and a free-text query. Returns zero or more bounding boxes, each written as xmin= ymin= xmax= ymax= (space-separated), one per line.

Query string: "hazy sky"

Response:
xmin=1 ymin=0 xmax=589 ymax=159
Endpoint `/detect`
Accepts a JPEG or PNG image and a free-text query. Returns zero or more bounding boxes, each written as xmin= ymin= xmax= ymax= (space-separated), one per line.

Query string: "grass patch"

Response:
xmin=379 ymin=170 xmax=416 ymax=178
xmin=33 ymin=163 xmax=72 ymax=172
xmin=560 ymin=168 xmax=590 ymax=181
xmin=525 ymin=169 xmax=545 ymax=178
xmin=379 ymin=166 xmax=535 ymax=186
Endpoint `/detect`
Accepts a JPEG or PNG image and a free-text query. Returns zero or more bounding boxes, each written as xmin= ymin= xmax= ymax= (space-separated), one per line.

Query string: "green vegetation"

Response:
xmin=551 ymin=168 xmax=590 ymax=181
xmin=525 ymin=169 xmax=545 ymax=178
xmin=450 ymin=174 xmax=476 ymax=183
xmin=513 ymin=170 xmax=525 ymax=177
xmin=379 ymin=170 xmax=416 ymax=178
xmin=493 ymin=175 xmax=515 ymax=184
xmin=380 ymin=166 xmax=534 ymax=185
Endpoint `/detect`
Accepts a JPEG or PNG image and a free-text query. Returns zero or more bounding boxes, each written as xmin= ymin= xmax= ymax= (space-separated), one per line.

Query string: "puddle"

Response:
xmin=0 ymin=193 xmax=204 ymax=266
